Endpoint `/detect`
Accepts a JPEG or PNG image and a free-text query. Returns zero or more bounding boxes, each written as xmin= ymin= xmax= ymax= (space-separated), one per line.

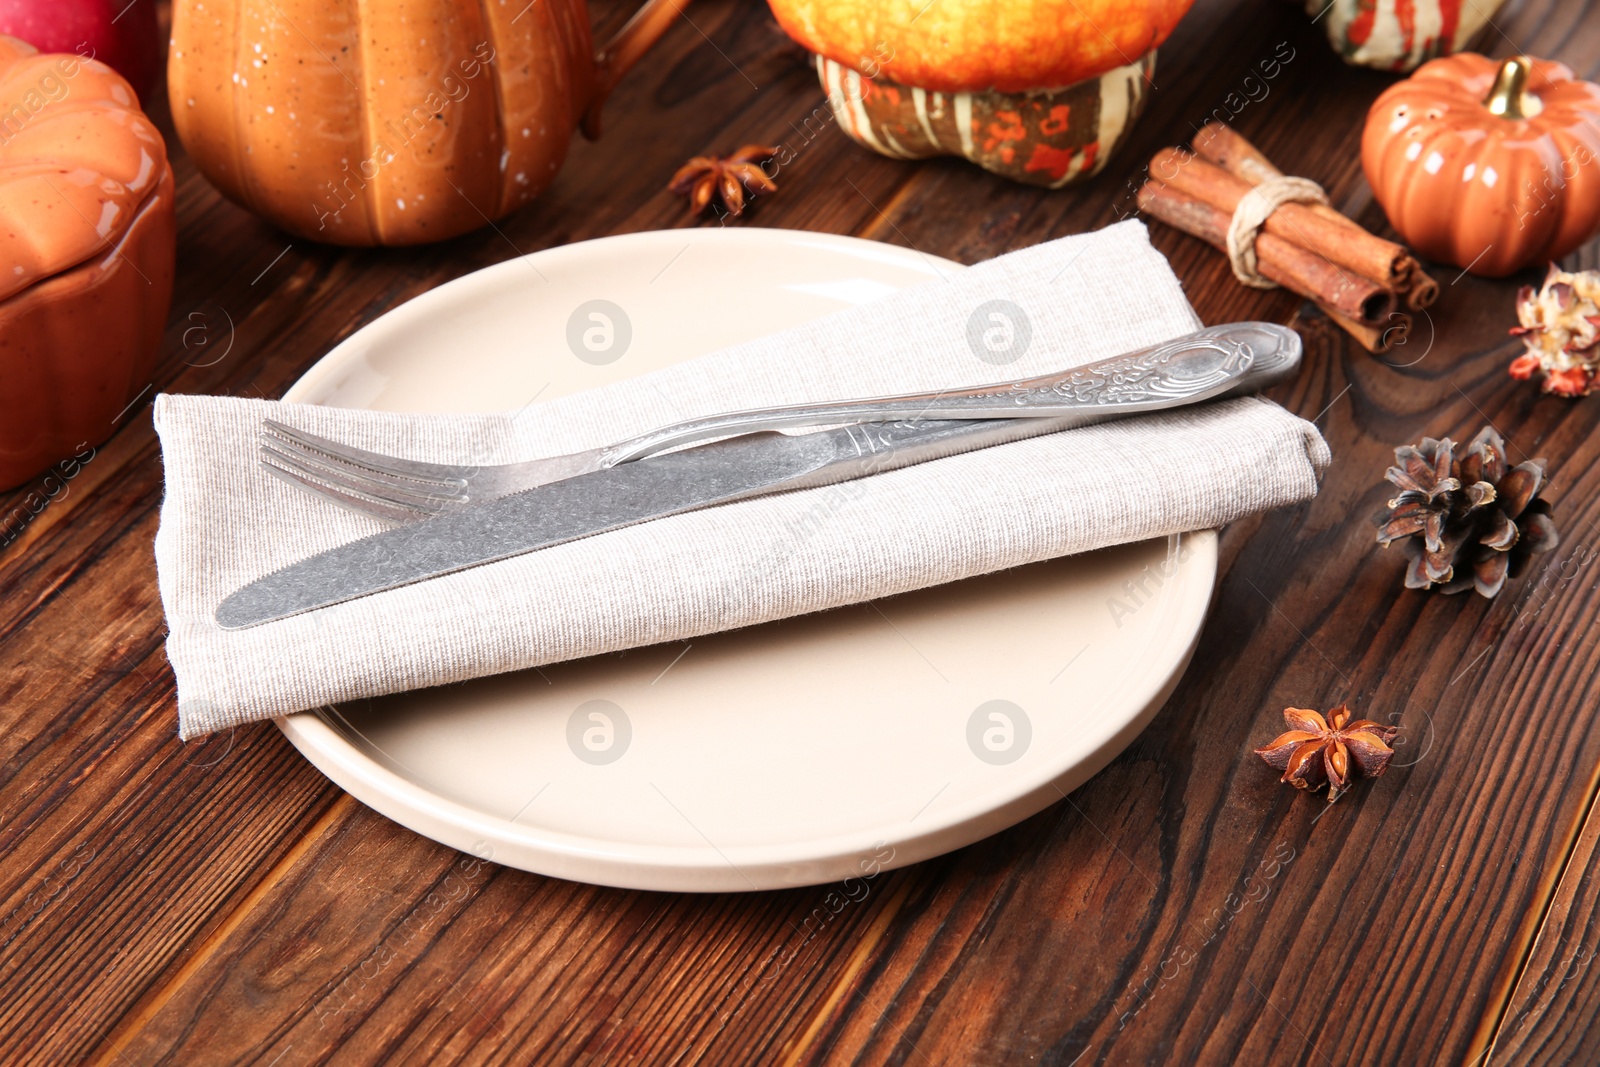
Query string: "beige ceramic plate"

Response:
xmin=277 ymin=228 xmax=1216 ymax=892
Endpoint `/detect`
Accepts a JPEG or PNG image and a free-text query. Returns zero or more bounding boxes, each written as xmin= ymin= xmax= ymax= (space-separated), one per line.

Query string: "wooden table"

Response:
xmin=5 ymin=0 xmax=1600 ymax=1062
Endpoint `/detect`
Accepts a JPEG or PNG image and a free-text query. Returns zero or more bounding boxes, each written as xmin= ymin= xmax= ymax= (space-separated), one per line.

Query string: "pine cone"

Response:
xmin=1509 ymin=266 xmax=1600 ymax=397
xmin=1374 ymin=426 xmax=1559 ymax=598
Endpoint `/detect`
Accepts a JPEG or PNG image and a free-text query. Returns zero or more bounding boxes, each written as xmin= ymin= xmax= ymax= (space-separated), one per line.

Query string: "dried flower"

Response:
xmin=1255 ymin=705 xmax=1399 ymax=803
xmin=1374 ymin=426 xmax=1558 ymax=598
xmin=667 ymin=145 xmax=780 ymax=218
xmin=1509 ymin=265 xmax=1600 ymax=396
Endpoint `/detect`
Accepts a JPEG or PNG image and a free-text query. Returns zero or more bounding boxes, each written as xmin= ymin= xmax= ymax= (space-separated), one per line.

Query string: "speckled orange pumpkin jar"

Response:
xmin=168 ymin=0 xmax=685 ymax=247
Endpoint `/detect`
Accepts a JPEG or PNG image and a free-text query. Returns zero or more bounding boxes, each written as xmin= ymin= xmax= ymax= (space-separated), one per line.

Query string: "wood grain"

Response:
xmin=4 ymin=0 xmax=1600 ymax=1063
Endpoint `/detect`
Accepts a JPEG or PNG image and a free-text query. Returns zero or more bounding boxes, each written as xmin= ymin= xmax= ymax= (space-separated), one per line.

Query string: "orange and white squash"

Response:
xmin=816 ymin=53 xmax=1154 ymax=188
xmin=766 ymin=0 xmax=1191 ymax=187
xmin=1308 ymin=0 xmax=1507 ymax=71
xmin=768 ymin=0 xmax=1191 ymax=94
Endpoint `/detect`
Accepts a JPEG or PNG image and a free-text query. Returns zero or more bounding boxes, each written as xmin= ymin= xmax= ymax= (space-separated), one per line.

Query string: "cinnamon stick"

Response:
xmin=1136 ymin=180 xmax=1398 ymax=324
xmin=1317 ymin=302 xmax=1411 ymax=354
xmin=1151 ymin=146 xmax=1411 ymax=288
xmin=1402 ymin=259 xmax=1439 ymax=309
xmin=1191 ymin=121 xmax=1285 ymax=189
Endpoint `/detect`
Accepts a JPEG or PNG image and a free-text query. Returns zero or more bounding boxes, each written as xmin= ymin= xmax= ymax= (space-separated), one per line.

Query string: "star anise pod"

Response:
xmin=1374 ymin=426 xmax=1558 ymax=598
xmin=667 ymin=145 xmax=780 ymax=218
xmin=1255 ymin=705 xmax=1399 ymax=803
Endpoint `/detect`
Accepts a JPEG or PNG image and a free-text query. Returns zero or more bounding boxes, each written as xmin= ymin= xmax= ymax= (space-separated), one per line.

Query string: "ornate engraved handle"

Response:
xmin=603 ymin=322 xmax=1300 ymax=466
xmin=958 ymin=330 xmax=1256 ymax=410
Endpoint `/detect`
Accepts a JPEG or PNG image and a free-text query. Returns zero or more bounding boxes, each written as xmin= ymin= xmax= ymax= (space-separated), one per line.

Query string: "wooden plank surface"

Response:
xmin=4 ymin=0 xmax=1600 ymax=1063
xmin=1492 ymin=760 xmax=1600 ymax=1067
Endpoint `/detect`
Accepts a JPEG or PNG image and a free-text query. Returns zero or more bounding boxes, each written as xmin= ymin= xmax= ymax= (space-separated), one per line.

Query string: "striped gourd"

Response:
xmin=816 ymin=53 xmax=1154 ymax=189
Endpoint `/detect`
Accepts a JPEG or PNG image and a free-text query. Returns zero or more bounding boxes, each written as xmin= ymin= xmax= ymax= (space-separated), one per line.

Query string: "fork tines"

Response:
xmin=258 ymin=420 xmax=470 ymax=523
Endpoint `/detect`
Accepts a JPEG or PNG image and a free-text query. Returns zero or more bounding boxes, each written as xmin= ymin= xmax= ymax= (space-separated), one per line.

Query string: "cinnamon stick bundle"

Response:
xmin=1191 ymin=121 xmax=1438 ymax=309
xmin=1138 ymin=123 xmax=1436 ymax=353
xmin=1151 ymin=147 xmax=1411 ymax=288
xmin=1136 ymin=182 xmax=1398 ymax=324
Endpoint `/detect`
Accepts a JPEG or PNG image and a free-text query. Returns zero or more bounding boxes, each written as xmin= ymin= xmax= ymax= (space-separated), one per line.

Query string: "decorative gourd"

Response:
xmin=769 ymin=0 xmax=1192 ymax=187
xmin=1362 ymin=55 xmax=1600 ymax=278
xmin=168 ymin=0 xmax=683 ymax=247
xmin=1307 ymin=0 xmax=1506 ymax=71
xmin=815 ymin=53 xmax=1154 ymax=188
xmin=768 ymin=0 xmax=1191 ymax=94
xmin=0 ymin=35 xmax=175 ymax=491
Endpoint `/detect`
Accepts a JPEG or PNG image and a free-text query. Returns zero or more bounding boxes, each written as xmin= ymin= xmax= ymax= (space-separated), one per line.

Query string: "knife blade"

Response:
xmin=218 ymin=415 xmax=1093 ymax=629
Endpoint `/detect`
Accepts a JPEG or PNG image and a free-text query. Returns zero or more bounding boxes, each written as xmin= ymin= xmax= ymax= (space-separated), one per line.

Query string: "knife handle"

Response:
xmin=601 ymin=322 xmax=1299 ymax=467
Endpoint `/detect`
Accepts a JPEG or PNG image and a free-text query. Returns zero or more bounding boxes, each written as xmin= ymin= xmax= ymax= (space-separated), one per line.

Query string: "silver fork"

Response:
xmin=261 ymin=322 xmax=1300 ymax=523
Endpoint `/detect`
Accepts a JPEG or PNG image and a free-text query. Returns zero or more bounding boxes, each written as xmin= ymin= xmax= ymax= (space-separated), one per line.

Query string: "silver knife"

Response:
xmin=215 ymin=323 xmax=1300 ymax=629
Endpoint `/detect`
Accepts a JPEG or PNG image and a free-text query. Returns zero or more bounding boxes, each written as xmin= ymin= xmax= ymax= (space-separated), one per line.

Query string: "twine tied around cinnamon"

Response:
xmin=1225 ymin=176 xmax=1330 ymax=289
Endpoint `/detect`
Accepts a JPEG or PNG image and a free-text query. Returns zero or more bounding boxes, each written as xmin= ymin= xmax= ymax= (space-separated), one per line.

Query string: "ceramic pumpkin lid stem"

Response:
xmin=1485 ymin=56 xmax=1542 ymax=119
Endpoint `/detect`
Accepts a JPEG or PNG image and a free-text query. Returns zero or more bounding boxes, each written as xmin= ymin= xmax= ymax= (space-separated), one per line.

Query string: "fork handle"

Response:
xmin=599 ymin=322 xmax=1299 ymax=467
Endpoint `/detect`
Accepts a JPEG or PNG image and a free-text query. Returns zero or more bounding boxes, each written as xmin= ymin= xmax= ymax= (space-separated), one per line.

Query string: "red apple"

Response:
xmin=0 ymin=0 xmax=162 ymax=103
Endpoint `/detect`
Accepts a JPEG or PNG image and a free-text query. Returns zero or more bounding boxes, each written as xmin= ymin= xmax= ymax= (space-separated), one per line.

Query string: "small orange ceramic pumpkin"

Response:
xmin=1362 ymin=54 xmax=1600 ymax=277
xmin=168 ymin=0 xmax=683 ymax=246
xmin=0 ymin=35 xmax=175 ymax=491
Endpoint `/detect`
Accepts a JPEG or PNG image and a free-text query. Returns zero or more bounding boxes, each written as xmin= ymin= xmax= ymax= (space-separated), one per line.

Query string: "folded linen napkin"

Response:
xmin=155 ymin=221 xmax=1330 ymax=738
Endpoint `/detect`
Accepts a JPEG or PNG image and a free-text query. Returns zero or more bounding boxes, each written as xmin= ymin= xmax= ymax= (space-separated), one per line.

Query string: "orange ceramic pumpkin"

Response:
xmin=1362 ymin=54 xmax=1600 ymax=277
xmin=168 ymin=0 xmax=682 ymax=246
xmin=0 ymin=35 xmax=175 ymax=491
xmin=767 ymin=0 xmax=1193 ymax=94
